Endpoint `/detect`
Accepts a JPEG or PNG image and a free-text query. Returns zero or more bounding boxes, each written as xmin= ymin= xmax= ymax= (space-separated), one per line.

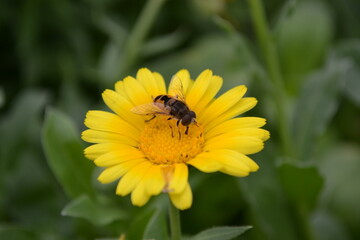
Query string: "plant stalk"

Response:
xmin=119 ymin=0 xmax=167 ymax=76
xmin=169 ymin=199 xmax=181 ymax=240
xmin=247 ymin=1 xmax=315 ymax=240
xmin=247 ymin=0 xmax=294 ymax=159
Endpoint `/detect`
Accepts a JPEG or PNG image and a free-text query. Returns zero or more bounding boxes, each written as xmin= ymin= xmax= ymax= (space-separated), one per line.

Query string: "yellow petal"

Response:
xmin=81 ymin=129 xmax=138 ymax=146
xmin=186 ymin=69 xmax=212 ymax=109
xmin=216 ymin=153 xmax=251 ymax=176
xmin=97 ymin=158 xmax=145 ymax=183
xmin=169 ymin=69 xmax=191 ymax=96
xmin=203 ymin=136 xmax=264 ymax=155
xmin=114 ymin=80 xmax=131 ymax=101
xmin=153 ymin=72 xmax=167 ymax=94
xmin=187 ymin=152 xmax=223 ymax=172
xmin=94 ymin=148 xmax=145 ymax=167
xmin=206 ymin=128 xmax=270 ymax=144
xmin=84 ymin=143 xmax=122 ymax=160
xmin=136 ymin=68 xmax=163 ymax=97
xmin=192 ymin=75 xmax=223 ymax=115
xmin=220 ymin=167 xmax=249 ymax=177
xmin=102 ymin=90 xmax=145 ymax=130
xmin=231 ymin=151 xmax=259 ymax=172
xmin=169 ymin=183 xmax=192 ymax=210
xmin=168 ymin=164 xmax=188 ymax=194
xmin=205 ymin=117 xmax=266 ymax=139
xmin=185 ymin=79 xmax=194 ymax=96
xmin=131 ymin=181 xmax=151 ymax=207
xmin=204 ymin=97 xmax=258 ymax=133
xmin=198 ymin=85 xmax=247 ymax=125
xmin=123 ymin=76 xmax=153 ymax=106
xmin=143 ymin=164 xmax=165 ymax=195
xmin=84 ymin=110 xmax=140 ymax=141
xmin=116 ymin=161 xmax=153 ymax=196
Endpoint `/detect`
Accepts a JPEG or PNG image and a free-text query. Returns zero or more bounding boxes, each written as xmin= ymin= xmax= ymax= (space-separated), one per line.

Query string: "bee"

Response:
xmin=131 ymin=76 xmax=197 ymax=135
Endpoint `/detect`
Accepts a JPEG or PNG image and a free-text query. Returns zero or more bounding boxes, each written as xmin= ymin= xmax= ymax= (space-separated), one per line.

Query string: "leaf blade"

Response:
xmin=190 ymin=226 xmax=252 ymax=240
xmin=42 ymin=108 xmax=94 ymax=199
xmin=61 ymin=195 xmax=127 ymax=226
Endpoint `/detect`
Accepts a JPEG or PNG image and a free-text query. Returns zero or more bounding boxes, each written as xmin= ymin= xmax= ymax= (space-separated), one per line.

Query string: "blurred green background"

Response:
xmin=1 ymin=0 xmax=360 ymax=239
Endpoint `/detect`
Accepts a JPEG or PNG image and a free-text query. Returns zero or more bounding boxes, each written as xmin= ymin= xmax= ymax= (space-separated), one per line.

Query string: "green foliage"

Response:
xmin=239 ymin=152 xmax=299 ymax=240
xmin=1 ymin=0 xmax=360 ymax=239
xmin=142 ymin=206 xmax=169 ymax=240
xmin=188 ymin=226 xmax=252 ymax=240
xmin=279 ymin=163 xmax=324 ymax=211
xmin=0 ymin=226 xmax=38 ymax=240
xmin=276 ymin=1 xmax=333 ymax=94
xmin=291 ymin=57 xmax=350 ymax=160
xmin=62 ymin=195 xmax=127 ymax=226
xmin=42 ymin=108 xmax=95 ymax=199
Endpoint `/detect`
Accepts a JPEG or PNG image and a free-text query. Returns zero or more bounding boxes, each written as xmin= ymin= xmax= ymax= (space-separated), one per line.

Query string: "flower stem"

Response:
xmin=297 ymin=206 xmax=316 ymax=240
xmin=247 ymin=0 xmax=294 ymax=158
xmin=169 ymin=199 xmax=181 ymax=240
xmin=119 ymin=0 xmax=167 ymax=75
xmin=247 ymin=1 xmax=315 ymax=240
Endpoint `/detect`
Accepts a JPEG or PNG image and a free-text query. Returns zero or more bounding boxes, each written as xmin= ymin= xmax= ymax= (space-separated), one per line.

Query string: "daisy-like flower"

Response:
xmin=82 ymin=68 xmax=269 ymax=210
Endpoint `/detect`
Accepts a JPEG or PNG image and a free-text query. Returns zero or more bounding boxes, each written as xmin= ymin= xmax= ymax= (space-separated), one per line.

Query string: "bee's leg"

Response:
xmin=145 ymin=115 xmax=156 ymax=122
xmin=169 ymin=124 xmax=174 ymax=138
xmin=167 ymin=117 xmax=172 ymax=120
xmin=185 ymin=126 xmax=189 ymax=135
xmin=176 ymin=120 xmax=180 ymax=127
xmin=194 ymin=121 xmax=199 ymax=127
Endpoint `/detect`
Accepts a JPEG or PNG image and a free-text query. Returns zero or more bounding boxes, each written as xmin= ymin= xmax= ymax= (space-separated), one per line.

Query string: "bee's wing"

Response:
xmin=131 ymin=102 xmax=170 ymax=115
xmin=168 ymin=75 xmax=186 ymax=102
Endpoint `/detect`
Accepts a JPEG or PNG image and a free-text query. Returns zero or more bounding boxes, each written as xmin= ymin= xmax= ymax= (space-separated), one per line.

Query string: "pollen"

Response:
xmin=139 ymin=116 xmax=204 ymax=164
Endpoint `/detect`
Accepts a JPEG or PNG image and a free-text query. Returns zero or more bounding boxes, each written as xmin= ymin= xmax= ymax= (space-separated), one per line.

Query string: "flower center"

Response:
xmin=139 ymin=115 xmax=204 ymax=164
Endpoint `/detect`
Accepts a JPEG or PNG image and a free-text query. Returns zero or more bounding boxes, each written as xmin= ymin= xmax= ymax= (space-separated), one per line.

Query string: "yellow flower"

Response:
xmin=82 ymin=68 xmax=269 ymax=210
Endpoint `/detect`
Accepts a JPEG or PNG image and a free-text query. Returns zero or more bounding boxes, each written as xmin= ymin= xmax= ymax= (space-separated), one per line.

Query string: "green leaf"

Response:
xmin=148 ymin=34 xmax=260 ymax=91
xmin=278 ymin=163 xmax=324 ymax=211
xmin=0 ymin=90 xmax=47 ymax=173
xmin=126 ymin=208 xmax=156 ymax=240
xmin=292 ymin=57 xmax=350 ymax=160
xmin=276 ymin=1 xmax=333 ymax=93
xmin=343 ymin=66 xmax=360 ymax=106
xmin=142 ymin=29 xmax=187 ymax=57
xmin=319 ymin=143 xmax=360 ymax=235
xmin=312 ymin=210 xmax=351 ymax=240
xmin=143 ymin=207 xmax=169 ymax=240
xmin=238 ymin=151 xmax=298 ymax=240
xmin=190 ymin=226 xmax=252 ymax=240
xmin=42 ymin=108 xmax=94 ymax=199
xmin=332 ymin=39 xmax=360 ymax=106
xmin=98 ymin=40 xmax=123 ymax=86
xmin=62 ymin=195 xmax=127 ymax=226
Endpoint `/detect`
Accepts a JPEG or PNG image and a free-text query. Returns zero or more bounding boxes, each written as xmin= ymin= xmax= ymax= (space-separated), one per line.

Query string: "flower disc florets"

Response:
xmin=139 ymin=116 xmax=204 ymax=164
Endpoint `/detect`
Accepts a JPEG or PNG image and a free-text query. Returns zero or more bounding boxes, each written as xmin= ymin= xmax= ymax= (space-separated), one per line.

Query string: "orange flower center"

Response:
xmin=139 ymin=115 xmax=204 ymax=164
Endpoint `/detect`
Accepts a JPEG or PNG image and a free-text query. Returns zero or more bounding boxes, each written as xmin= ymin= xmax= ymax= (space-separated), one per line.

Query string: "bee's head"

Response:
xmin=181 ymin=111 xmax=196 ymax=126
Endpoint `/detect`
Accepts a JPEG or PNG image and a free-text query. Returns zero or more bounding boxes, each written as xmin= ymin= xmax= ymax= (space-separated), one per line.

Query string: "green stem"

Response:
xmin=169 ymin=199 xmax=181 ymax=240
xmin=292 ymin=204 xmax=316 ymax=240
xmin=119 ymin=0 xmax=167 ymax=75
xmin=248 ymin=1 xmax=315 ymax=240
xmin=247 ymin=0 xmax=294 ymax=158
